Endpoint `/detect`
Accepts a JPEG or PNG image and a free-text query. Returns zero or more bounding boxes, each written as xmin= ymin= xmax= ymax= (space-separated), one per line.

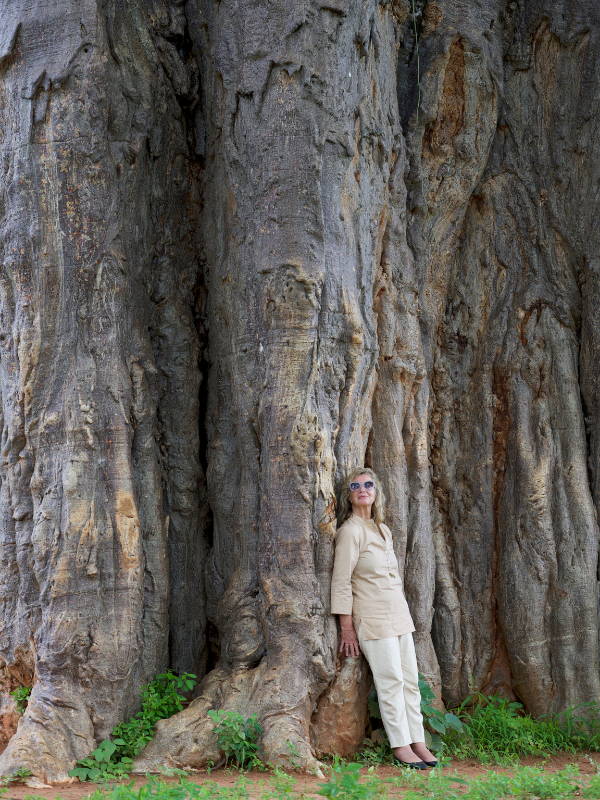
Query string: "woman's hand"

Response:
xmin=338 ymin=615 xmax=360 ymax=658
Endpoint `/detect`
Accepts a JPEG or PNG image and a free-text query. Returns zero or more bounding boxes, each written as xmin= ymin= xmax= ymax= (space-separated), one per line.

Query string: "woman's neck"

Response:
xmin=351 ymin=507 xmax=372 ymax=520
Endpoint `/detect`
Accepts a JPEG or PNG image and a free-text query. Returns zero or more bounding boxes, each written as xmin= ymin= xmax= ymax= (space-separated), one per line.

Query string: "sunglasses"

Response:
xmin=349 ymin=480 xmax=375 ymax=491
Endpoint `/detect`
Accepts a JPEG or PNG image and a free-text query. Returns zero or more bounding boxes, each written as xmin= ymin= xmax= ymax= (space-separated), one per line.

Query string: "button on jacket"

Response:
xmin=330 ymin=514 xmax=415 ymax=640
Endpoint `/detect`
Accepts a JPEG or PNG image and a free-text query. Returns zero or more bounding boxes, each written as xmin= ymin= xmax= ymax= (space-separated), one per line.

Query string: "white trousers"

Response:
xmin=359 ymin=632 xmax=425 ymax=748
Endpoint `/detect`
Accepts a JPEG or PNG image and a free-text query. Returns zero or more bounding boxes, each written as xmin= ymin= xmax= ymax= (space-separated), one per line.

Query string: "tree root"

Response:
xmin=0 ymin=686 xmax=94 ymax=784
xmin=133 ymin=664 xmax=325 ymax=776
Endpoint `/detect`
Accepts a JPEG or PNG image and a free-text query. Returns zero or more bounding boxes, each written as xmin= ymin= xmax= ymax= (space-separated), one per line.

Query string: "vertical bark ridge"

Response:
xmin=399 ymin=0 xmax=504 ymax=706
xmin=368 ymin=134 xmax=439 ymax=690
xmin=0 ymin=1 xmax=205 ymax=779
xmin=423 ymin=2 xmax=600 ymax=711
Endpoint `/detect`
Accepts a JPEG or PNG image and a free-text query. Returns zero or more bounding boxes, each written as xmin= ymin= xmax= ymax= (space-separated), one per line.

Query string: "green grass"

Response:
xmin=317 ymin=761 xmax=383 ymax=800
xmin=38 ymin=682 xmax=600 ymax=794
xmin=364 ymin=684 xmax=600 ymax=766
xmin=389 ymin=764 xmax=600 ymax=800
xmin=364 ymin=676 xmax=600 ymax=765
xmin=86 ymin=777 xmax=253 ymax=799
xmin=24 ymin=764 xmax=600 ymax=800
xmin=443 ymin=695 xmax=600 ymax=764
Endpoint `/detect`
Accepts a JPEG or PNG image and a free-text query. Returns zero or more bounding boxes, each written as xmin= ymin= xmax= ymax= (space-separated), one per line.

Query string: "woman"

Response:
xmin=330 ymin=467 xmax=437 ymax=769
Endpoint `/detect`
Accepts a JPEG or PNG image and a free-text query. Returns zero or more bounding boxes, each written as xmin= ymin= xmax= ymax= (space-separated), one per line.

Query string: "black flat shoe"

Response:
xmin=423 ymin=760 xmax=438 ymax=767
xmin=394 ymin=758 xmax=428 ymax=770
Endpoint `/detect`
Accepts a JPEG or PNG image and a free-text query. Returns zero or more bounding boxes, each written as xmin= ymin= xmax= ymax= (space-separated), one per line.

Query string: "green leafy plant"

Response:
xmin=318 ymin=761 xmax=385 ymax=800
xmin=69 ymin=671 xmax=196 ymax=782
xmin=0 ymin=766 xmax=33 ymax=785
xmin=283 ymin=740 xmax=302 ymax=770
xmin=207 ymin=710 xmax=263 ymax=770
xmin=71 ymin=739 xmax=132 ymax=783
xmin=418 ymin=674 xmax=464 ymax=751
xmin=360 ymin=692 xmax=394 ymax=764
xmin=355 ymin=738 xmax=393 ymax=766
xmin=10 ymin=686 xmax=31 ymax=714
xmin=157 ymin=766 xmax=191 ymax=778
xmin=110 ymin=671 xmax=196 ymax=761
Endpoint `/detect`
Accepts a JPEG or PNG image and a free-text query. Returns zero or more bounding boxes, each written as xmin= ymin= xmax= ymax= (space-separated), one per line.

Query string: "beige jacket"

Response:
xmin=330 ymin=514 xmax=415 ymax=640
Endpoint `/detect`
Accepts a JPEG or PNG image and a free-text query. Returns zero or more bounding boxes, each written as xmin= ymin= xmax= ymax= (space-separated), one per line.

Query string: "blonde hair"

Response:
xmin=336 ymin=467 xmax=386 ymax=528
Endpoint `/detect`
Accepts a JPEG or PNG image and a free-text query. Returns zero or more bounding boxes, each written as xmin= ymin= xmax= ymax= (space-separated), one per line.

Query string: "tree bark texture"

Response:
xmin=0 ymin=0 xmax=206 ymax=781
xmin=0 ymin=0 xmax=598 ymax=782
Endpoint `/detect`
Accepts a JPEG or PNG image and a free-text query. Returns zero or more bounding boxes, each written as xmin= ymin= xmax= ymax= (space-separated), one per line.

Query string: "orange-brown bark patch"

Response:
xmin=311 ymin=656 xmax=372 ymax=757
xmin=423 ymin=2 xmax=443 ymax=36
xmin=423 ymin=38 xmax=465 ymax=157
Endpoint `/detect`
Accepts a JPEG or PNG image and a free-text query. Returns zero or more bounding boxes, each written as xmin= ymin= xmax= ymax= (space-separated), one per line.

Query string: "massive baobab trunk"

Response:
xmin=0 ymin=0 xmax=598 ymax=782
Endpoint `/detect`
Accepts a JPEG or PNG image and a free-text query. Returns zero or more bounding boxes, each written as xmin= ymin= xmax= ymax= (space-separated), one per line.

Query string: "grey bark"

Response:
xmin=0 ymin=0 xmax=206 ymax=780
xmin=0 ymin=0 xmax=598 ymax=781
xmin=418 ymin=1 xmax=600 ymax=712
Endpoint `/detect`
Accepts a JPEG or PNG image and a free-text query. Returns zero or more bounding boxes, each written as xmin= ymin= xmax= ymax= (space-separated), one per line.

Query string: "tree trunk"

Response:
xmin=0 ymin=0 xmax=206 ymax=781
xmin=0 ymin=0 xmax=598 ymax=782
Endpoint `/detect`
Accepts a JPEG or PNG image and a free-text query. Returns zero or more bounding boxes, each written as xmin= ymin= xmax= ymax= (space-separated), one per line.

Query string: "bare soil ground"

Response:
xmin=4 ymin=753 xmax=599 ymax=800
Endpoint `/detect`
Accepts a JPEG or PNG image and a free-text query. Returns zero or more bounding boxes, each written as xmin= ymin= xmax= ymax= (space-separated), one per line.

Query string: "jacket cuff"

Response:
xmin=331 ymin=603 xmax=353 ymax=615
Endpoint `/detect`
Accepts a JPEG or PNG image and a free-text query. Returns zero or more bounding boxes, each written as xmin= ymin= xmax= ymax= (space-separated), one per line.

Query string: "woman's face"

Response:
xmin=349 ymin=472 xmax=376 ymax=514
